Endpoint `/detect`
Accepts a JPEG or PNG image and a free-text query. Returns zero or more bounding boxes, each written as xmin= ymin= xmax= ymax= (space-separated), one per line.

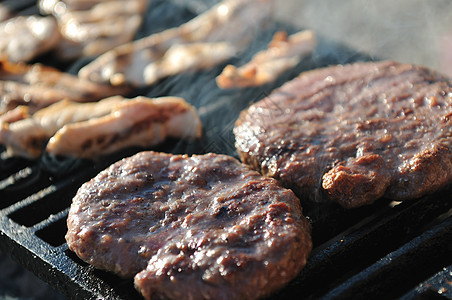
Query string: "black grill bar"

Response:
xmin=321 ymin=216 xmax=452 ymax=300
xmin=1 ymin=161 xmax=450 ymax=299
xmin=272 ymin=188 xmax=452 ymax=299
xmin=401 ymin=264 xmax=452 ymax=299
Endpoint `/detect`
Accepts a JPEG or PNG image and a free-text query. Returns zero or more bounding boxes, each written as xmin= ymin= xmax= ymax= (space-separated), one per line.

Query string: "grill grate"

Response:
xmin=1 ymin=156 xmax=451 ymax=299
xmin=1 ymin=1 xmax=452 ymax=299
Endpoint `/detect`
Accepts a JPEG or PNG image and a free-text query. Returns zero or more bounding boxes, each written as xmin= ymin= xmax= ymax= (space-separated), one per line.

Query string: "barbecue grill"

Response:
xmin=1 ymin=0 xmax=451 ymax=299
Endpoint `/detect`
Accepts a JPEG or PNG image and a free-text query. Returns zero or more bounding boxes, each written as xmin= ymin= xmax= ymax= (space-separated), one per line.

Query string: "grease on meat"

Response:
xmin=46 ymin=96 xmax=202 ymax=158
xmin=217 ymin=30 xmax=316 ymax=89
xmin=234 ymin=61 xmax=452 ymax=208
xmin=0 ymin=15 xmax=60 ymax=62
xmin=0 ymin=60 xmax=129 ymax=115
xmin=79 ymin=0 xmax=274 ymax=87
xmin=0 ymin=96 xmax=123 ymax=158
xmin=39 ymin=0 xmax=150 ymax=60
xmin=66 ymin=152 xmax=312 ymax=300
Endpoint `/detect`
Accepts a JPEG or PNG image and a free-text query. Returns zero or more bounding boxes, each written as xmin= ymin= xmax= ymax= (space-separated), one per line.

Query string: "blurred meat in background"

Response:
xmin=0 ymin=0 xmax=451 ymax=299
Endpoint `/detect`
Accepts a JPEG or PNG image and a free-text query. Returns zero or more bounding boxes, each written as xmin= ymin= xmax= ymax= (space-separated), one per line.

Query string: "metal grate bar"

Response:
xmin=320 ymin=217 xmax=452 ymax=299
xmin=400 ymin=264 xmax=452 ymax=299
xmin=0 ymin=1 xmax=451 ymax=300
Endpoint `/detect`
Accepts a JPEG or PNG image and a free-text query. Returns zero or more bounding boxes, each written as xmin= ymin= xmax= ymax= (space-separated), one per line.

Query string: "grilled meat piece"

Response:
xmin=234 ymin=61 xmax=452 ymax=208
xmin=0 ymin=60 xmax=129 ymax=115
xmin=39 ymin=0 xmax=107 ymax=14
xmin=39 ymin=0 xmax=149 ymax=60
xmin=0 ymin=15 xmax=60 ymax=62
xmin=0 ymin=96 xmax=201 ymax=159
xmin=217 ymin=30 xmax=316 ymax=89
xmin=46 ymin=96 xmax=202 ymax=158
xmin=0 ymin=106 xmax=29 ymax=124
xmin=142 ymin=41 xmax=238 ymax=87
xmin=0 ymin=96 xmax=123 ymax=158
xmin=78 ymin=0 xmax=274 ymax=87
xmin=66 ymin=151 xmax=311 ymax=300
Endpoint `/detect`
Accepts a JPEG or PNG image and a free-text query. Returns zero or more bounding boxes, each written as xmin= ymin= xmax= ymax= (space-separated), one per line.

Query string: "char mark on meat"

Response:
xmin=66 ymin=152 xmax=312 ymax=300
xmin=234 ymin=60 xmax=452 ymax=208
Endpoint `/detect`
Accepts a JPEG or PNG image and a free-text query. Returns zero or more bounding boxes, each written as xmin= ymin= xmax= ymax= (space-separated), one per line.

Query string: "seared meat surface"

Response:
xmin=66 ymin=152 xmax=311 ymax=300
xmin=234 ymin=61 xmax=452 ymax=208
xmin=38 ymin=0 xmax=150 ymax=60
xmin=0 ymin=95 xmax=201 ymax=159
xmin=140 ymin=41 xmax=238 ymax=88
xmin=0 ymin=60 xmax=129 ymax=115
xmin=0 ymin=15 xmax=60 ymax=62
xmin=39 ymin=0 xmax=106 ymax=13
xmin=78 ymin=0 xmax=274 ymax=87
xmin=0 ymin=96 xmax=122 ymax=158
xmin=46 ymin=96 xmax=202 ymax=158
xmin=217 ymin=30 xmax=316 ymax=89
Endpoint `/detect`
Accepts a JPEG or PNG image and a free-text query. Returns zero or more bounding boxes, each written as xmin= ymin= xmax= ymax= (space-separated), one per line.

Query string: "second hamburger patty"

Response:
xmin=66 ymin=152 xmax=312 ymax=300
xmin=234 ymin=60 xmax=452 ymax=208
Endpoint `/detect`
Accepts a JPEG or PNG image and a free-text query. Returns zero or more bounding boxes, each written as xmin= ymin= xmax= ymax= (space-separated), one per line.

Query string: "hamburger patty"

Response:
xmin=66 ymin=151 xmax=312 ymax=300
xmin=234 ymin=60 xmax=452 ymax=208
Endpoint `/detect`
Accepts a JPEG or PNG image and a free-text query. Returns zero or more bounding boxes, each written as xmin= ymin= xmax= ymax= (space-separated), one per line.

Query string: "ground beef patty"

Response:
xmin=66 ymin=151 xmax=312 ymax=300
xmin=234 ymin=60 xmax=452 ymax=208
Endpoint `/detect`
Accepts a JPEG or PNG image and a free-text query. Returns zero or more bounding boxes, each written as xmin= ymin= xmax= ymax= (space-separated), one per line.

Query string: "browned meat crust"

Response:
xmin=0 ymin=60 xmax=130 ymax=115
xmin=0 ymin=15 xmax=60 ymax=63
xmin=78 ymin=0 xmax=274 ymax=87
xmin=66 ymin=152 xmax=312 ymax=300
xmin=0 ymin=96 xmax=123 ymax=158
xmin=234 ymin=60 xmax=452 ymax=208
xmin=39 ymin=0 xmax=150 ymax=60
xmin=46 ymin=96 xmax=202 ymax=158
xmin=216 ymin=30 xmax=316 ymax=89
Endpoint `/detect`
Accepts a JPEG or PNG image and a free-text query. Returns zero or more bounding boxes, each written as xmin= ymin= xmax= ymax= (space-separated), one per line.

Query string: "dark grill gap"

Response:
xmin=35 ymin=210 xmax=70 ymax=247
xmin=7 ymin=170 xmax=92 ymax=227
xmin=0 ymin=1 xmax=451 ymax=300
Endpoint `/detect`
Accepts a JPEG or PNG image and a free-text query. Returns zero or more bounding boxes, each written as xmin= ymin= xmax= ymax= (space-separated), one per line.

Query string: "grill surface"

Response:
xmin=0 ymin=1 xmax=451 ymax=299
